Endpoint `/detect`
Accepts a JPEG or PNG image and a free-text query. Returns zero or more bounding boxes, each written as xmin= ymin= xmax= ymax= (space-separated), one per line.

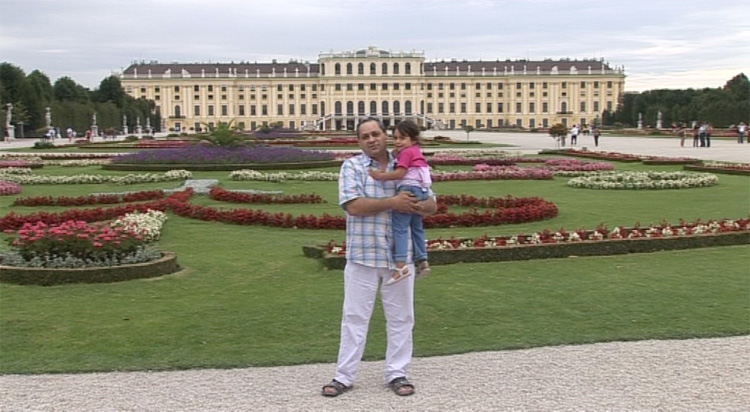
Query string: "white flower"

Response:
xmin=111 ymin=209 xmax=168 ymax=242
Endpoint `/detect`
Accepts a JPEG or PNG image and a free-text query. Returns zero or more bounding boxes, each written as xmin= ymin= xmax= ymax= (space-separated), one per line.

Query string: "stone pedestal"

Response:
xmin=5 ymin=127 xmax=14 ymax=141
xmin=91 ymin=125 xmax=99 ymax=138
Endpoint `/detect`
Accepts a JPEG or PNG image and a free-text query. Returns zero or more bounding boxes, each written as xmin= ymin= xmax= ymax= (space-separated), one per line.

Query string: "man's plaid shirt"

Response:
xmin=338 ymin=152 xmax=398 ymax=269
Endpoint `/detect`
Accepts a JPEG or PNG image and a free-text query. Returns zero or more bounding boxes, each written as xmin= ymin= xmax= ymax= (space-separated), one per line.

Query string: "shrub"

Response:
xmin=33 ymin=141 xmax=55 ymax=149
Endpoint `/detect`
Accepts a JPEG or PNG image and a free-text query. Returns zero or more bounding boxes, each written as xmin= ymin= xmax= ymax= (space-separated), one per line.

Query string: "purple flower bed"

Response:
xmin=111 ymin=146 xmax=335 ymax=165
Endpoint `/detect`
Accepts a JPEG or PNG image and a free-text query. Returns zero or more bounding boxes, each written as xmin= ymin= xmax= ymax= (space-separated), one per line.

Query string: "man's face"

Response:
xmin=357 ymin=121 xmax=387 ymax=159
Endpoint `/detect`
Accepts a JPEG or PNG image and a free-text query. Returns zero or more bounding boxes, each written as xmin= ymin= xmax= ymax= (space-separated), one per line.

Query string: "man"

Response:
xmin=322 ymin=118 xmax=436 ymax=398
xmin=739 ymin=122 xmax=747 ymax=144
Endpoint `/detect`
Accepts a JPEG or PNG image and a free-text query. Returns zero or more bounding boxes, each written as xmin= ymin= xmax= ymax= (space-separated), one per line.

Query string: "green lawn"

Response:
xmin=0 ymin=159 xmax=748 ymax=374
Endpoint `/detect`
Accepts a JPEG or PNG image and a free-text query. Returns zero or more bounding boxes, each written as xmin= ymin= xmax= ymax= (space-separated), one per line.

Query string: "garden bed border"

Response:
xmin=304 ymin=232 xmax=749 ymax=270
xmin=0 ymin=252 xmax=180 ymax=286
xmin=103 ymin=160 xmax=342 ymax=171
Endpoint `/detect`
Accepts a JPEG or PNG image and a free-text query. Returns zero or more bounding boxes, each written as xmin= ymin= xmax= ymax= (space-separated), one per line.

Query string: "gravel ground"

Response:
xmin=2 ymin=335 xmax=748 ymax=412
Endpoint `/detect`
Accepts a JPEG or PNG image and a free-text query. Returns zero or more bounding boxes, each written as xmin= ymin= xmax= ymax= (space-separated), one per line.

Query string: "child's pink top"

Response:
xmin=396 ymin=145 xmax=432 ymax=188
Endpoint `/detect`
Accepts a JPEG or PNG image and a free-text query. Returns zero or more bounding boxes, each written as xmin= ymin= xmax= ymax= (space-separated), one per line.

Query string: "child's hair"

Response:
xmin=394 ymin=120 xmax=422 ymax=144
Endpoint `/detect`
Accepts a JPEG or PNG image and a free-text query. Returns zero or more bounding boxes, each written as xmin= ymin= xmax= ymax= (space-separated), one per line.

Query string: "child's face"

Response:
xmin=393 ymin=130 xmax=414 ymax=150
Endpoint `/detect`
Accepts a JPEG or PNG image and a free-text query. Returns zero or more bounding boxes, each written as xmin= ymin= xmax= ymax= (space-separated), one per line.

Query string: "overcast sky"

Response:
xmin=1 ymin=0 xmax=748 ymax=92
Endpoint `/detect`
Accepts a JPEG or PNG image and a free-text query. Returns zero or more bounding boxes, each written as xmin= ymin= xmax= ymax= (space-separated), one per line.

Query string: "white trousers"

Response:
xmin=334 ymin=262 xmax=415 ymax=386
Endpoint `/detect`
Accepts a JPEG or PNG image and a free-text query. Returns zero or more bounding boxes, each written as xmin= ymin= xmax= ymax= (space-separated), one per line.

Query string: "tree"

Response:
xmin=53 ymin=77 xmax=90 ymax=104
xmin=463 ymin=125 xmax=474 ymax=140
xmin=198 ymin=120 xmax=247 ymax=146
xmin=0 ymin=63 xmax=26 ymax=105
xmin=94 ymin=76 xmax=126 ymax=107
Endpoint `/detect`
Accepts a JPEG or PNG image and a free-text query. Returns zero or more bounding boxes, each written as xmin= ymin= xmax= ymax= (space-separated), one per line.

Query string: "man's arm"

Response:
xmin=344 ymin=191 xmax=437 ymax=217
xmin=344 ymin=191 xmax=420 ymax=216
xmin=369 ymin=167 xmax=407 ymax=181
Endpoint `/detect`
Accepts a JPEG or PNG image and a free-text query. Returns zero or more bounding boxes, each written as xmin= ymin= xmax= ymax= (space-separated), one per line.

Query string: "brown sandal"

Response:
xmin=322 ymin=379 xmax=351 ymax=397
xmin=388 ymin=377 xmax=415 ymax=396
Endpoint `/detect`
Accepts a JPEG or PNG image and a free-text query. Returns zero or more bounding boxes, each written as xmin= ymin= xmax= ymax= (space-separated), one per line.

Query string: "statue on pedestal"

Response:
xmin=123 ymin=115 xmax=128 ymax=135
xmin=4 ymin=103 xmax=13 ymax=141
xmin=90 ymin=112 xmax=99 ymax=138
xmin=656 ymin=111 xmax=663 ymax=129
xmin=637 ymin=112 xmax=643 ymax=129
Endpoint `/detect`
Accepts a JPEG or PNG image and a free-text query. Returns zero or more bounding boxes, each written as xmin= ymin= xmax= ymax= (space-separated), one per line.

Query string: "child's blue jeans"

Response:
xmin=392 ymin=185 xmax=429 ymax=264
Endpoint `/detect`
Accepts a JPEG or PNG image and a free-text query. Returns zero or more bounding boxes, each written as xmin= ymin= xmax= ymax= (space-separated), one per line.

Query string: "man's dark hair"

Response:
xmin=356 ymin=117 xmax=386 ymax=139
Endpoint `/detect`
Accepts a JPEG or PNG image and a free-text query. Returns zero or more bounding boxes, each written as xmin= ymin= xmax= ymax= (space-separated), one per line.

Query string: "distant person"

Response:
xmin=693 ymin=123 xmax=701 ymax=147
xmin=739 ymin=122 xmax=747 ymax=144
xmin=699 ymin=123 xmax=707 ymax=147
xmin=679 ymin=126 xmax=686 ymax=147
xmin=592 ymin=126 xmax=600 ymax=147
xmin=570 ymin=124 xmax=579 ymax=146
xmin=706 ymin=123 xmax=713 ymax=147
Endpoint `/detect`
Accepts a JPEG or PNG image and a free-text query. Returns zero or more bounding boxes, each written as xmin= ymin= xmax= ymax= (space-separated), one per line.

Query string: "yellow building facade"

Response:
xmin=120 ymin=46 xmax=625 ymax=133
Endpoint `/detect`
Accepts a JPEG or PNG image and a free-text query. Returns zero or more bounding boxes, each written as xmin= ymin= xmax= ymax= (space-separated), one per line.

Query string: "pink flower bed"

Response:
xmin=541 ymin=158 xmax=615 ymax=171
xmin=0 ymin=181 xmax=22 ymax=195
xmin=0 ymin=160 xmax=41 ymax=168
xmin=433 ymin=167 xmax=553 ymax=181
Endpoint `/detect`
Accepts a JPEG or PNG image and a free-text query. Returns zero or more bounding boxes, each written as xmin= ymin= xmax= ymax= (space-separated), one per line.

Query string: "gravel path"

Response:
xmin=2 ymin=335 xmax=748 ymax=411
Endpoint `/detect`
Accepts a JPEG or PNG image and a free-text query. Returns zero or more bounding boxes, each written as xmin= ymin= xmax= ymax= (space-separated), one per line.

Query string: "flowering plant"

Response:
xmin=5 ymin=220 xmax=148 ymax=262
xmin=0 ymin=180 xmax=22 ymax=196
xmin=208 ymin=187 xmax=324 ymax=204
xmin=324 ymin=218 xmax=749 ymax=254
xmin=0 ymin=169 xmax=192 ymax=185
xmin=700 ymin=162 xmax=750 ymax=171
xmin=13 ymin=190 xmax=165 ymax=206
xmin=432 ymin=167 xmax=553 ymax=181
xmin=567 ymin=171 xmax=719 ymax=189
xmin=229 ymin=169 xmax=338 ymax=182
xmin=110 ymin=210 xmax=167 ymax=242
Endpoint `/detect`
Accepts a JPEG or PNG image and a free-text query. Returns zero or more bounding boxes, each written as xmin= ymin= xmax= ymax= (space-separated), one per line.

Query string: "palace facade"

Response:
xmin=119 ymin=46 xmax=625 ymax=133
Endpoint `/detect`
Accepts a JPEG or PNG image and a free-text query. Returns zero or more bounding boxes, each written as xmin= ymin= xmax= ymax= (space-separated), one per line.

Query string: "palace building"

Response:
xmin=119 ymin=46 xmax=625 ymax=133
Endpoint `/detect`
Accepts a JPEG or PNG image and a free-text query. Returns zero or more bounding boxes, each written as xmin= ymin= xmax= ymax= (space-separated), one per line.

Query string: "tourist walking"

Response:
xmin=592 ymin=126 xmax=600 ymax=147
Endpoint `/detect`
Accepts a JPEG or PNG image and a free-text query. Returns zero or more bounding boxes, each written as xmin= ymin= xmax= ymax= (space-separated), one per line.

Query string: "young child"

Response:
xmin=368 ymin=120 xmax=432 ymax=286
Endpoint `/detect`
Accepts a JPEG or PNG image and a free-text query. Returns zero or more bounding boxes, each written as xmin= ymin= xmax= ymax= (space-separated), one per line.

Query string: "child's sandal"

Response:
xmin=384 ymin=265 xmax=411 ymax=286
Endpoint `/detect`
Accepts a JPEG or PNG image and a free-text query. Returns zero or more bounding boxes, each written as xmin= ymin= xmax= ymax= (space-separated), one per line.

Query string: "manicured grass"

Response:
xmin=0 ymin=160 xmax=748 ymax=374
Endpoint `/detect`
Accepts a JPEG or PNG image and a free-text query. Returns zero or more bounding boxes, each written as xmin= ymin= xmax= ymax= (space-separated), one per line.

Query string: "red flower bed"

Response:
xmin=425 ymin=195 xmax=558 ymax=228
xmin=208 ymin=187 xmax=324 ymax=204
xmin=13 ymin=190 xmax=166 ymax=207
xmin=552 ymin=149 xmax=641 ymax=162
xmin=1 ymin=191 xmax=558 ymax=231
